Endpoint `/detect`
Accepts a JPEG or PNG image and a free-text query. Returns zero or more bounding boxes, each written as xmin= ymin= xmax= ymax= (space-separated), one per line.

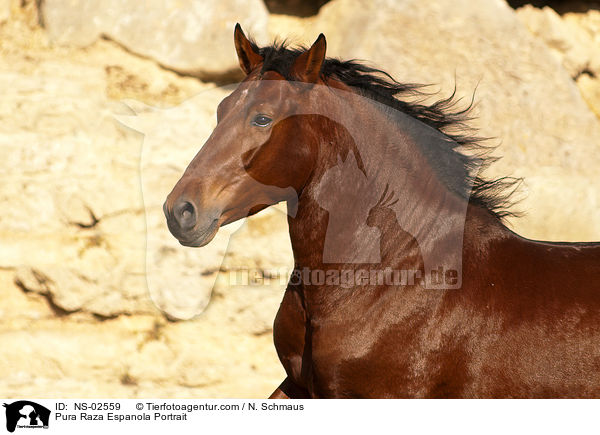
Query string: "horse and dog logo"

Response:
xmin=3 ymin=401 xmax=50 ymax=432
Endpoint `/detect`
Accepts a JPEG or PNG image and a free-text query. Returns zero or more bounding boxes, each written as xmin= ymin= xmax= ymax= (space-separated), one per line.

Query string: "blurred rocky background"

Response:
xmin=0 ymin=0 xmax=598 ymax=397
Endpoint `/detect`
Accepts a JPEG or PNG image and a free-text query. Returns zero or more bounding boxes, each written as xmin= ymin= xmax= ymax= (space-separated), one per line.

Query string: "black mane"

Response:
xmin=252 ymin=40 xmax=520 ymax=219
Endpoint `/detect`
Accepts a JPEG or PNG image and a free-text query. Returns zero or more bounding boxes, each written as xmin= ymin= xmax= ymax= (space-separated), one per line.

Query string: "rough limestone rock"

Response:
xmin=0 ymin=271 xmax=286 ymax=398
xmin=0 ymin=54 xmax=152 ymax=317
xmin=40 ymin=0 xmax=269 ymax=80
xmin=0 ymin=16 xmax=293 ymax=319
xmin=577 ymin=73 xmax=600 ymax=117
xmin=516 ymin=7 xmax=600 ymax=118
xmin=516 ymin=5 xmax=600 ymax=78
xmin=0 ymin=0 xmax=9 ymax=23
xmin=1 ymin=8 xmax=289 ymax=397
xmin=560 ymin=10 xmax=600 ymax=117
xmin=269 ymin=0 xmax=600 ymax=242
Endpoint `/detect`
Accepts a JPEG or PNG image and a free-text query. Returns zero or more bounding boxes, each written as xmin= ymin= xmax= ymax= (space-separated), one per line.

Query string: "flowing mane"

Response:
xmin=250 ymin=40 xmax=520 ymax=220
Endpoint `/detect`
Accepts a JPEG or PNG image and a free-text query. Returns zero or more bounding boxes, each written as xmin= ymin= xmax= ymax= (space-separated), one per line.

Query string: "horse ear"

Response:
xmin=291 ymin=33 xmax=327 ymax=83
xmin=234 ymin=23 xmax=263 ymax=75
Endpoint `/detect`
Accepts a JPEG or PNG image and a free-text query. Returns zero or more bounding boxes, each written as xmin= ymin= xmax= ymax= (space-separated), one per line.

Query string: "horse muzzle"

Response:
xmin=163 ymin=198 xmax=220 ymax=247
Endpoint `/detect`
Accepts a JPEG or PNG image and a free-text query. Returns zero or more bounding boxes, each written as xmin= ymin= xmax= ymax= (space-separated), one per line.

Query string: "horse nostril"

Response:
xmin=173 ymin=200 xmax=197 ymax=231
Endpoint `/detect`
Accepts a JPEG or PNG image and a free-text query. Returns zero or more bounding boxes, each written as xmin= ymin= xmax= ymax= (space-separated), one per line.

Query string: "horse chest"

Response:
xmin=272 ymin=288 xmax=307 ymax=386
xmin=273 ymin=286 xmax=416 ymax=397
xmin=273 ymin=288 xmax=347 ymax=395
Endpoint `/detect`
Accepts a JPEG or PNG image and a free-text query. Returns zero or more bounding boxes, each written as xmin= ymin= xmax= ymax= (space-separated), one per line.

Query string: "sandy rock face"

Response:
xmin=0 ymin=0 xmax=9 ymax=23
xmin=516 ymin=5 xmax=599 ymax=78
xmin=0 ymin=51 xmax=151 ymax=317
xmin=0 ymin=13 xmax=293 ymax=320
xmin=577 ymin=73 xmax=600 ymax=117
xmin=40 ymin=0 xmax=269 ymax=80
xmin=0 ymin=8 xmax=289 ymax=397
xmin=516 ymin=6 xmax=600 ymax=118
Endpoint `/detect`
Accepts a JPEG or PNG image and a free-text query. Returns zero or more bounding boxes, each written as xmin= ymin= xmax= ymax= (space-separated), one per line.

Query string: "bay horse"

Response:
xmin=163 ymin=24 xmax=600 ymax=398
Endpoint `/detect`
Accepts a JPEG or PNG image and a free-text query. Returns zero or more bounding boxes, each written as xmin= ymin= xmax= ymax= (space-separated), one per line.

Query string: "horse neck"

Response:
xmin=286 ymin=90 xmax=508 ymax=304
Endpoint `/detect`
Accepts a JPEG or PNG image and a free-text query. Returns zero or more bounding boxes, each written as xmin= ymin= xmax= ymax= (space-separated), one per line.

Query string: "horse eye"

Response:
xmin=251 ymin=114 xmax=272 ymax=127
